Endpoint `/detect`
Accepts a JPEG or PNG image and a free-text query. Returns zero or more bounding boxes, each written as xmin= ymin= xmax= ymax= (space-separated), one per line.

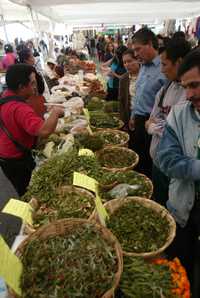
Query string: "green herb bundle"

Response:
xmin=120 ymin=257 xmax=176 ymax=298
xmin=98 ymin=149 xmax=135 ymax=168
xmin=107 ymin=201 xmax=169 ymax=253
xmin=20 ymin=223 xmax=118 ymax=298
xmin=74 ymin=133 xmax=104 ymax=151
xmin=34 ymin=188 xmax=95 ymax=227
xmin=23 ymin=151 xmax=115 ymax=202
xmin=101 ymin=171 xmax=152 ymax=199
xmin=90 ymin=112 xmax=121 ymax=129
xmin=103 ymin=101 xmax=119 ymax=113
xmin=96 ymin=130 xmax=127 ymax=146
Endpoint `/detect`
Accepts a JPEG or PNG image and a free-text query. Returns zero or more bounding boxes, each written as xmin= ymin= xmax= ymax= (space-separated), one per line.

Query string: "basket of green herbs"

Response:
xmin=103 ymin=101 xmax=120 ymax=113
xmin=33 ymin=186 xmax=96 ymax=227
xmin=96 ymin=146 xmax=139 ymax=172
xmin=90 ymin=197 xmax=176 ymax=258
xmin=94 ymin=129 xmax=129 ymax=148
xmin=100 ymin=171 xmax=153 ymax=200
xmin=86 ymin=97 xmax=105 ymax=111
xmin=119 ymin=256 xmax=178 ymax=298
xmin=10 ymin=219 xmax=123 ymax=298
xmin=74 ymin=132 xmax=104 ymax=151
xmin=23 ymin=151 xmax=124 ymax=203
xmin=89 ymin=111 xmax=124 ymax=130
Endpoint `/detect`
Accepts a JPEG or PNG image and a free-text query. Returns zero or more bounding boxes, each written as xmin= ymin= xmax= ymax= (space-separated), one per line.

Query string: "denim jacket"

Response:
xmin=158 ymin=102 xmax=200 ymax=227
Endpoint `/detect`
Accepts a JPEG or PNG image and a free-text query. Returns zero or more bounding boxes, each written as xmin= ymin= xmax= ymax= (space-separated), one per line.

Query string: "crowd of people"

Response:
xmin=0 ymin=28 xmax=200 ymax=297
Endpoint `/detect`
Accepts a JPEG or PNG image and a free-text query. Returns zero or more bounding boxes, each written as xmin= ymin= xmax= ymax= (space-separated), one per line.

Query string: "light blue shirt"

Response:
xmin=131 ymin=55 xmax=166 ymax=118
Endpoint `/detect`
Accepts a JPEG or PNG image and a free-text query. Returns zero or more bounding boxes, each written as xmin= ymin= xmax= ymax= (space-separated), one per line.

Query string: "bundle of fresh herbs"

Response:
xmin=90 ymin=112 xmax=121 ymax=129
xmin=74 ymin=133 xmax=104 ymax=151
xmin=20 ymin=223 xmax=118 ymax=298
xmin=33 ymin=187 xmax=95 ymax=227
xmin=95 ymin=130 xmax=128 ymax=147
xmin=98 ymin=148 xmax=136 ymax=169
xmin=23 ymin=151 xmax=117 ymax=203
xmin=107 ymin=201 xmax=169 ymax=253
xmin=103 ymin=101 xmax=119 ymax=113
xmin=119 ymin=256 xmax=177 ymax=298
xmin=100 ymin=171 xmax=153 ymax=199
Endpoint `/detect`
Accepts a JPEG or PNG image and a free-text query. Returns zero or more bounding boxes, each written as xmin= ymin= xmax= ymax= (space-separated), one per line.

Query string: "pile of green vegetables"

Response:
xmin=20 ymin=223 xmax=118 ymax=298
xmin=100 ymin=171 xmax=152 ymax=199
xmin=23 ymin=151 xmax=118 ymax=202
xmin=86 ymin=97 xmax=105 ymax=111
xmin=74 ymin=133 xmax=104 ymax=151
xmin=90 ymin=112 xmax=121 ymax=129
xmin=95 ymin=130 xmax=128 ymax=147
xmin=98 ymin=148 xmax=135 ymax=168
xmin=103 ymin=101 xmax=119 ymax=113
xmin=119 ymin=257 xmax=176 ymax=298
xmin=33 ymin=187 xmax=95 ymax=227
xmin=107 ymin=201 xmax=169 ymax=253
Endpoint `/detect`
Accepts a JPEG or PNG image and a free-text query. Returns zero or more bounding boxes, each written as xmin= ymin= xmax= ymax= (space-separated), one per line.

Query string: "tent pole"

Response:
xmin=0 ymin=14 xmax=9 ymax=43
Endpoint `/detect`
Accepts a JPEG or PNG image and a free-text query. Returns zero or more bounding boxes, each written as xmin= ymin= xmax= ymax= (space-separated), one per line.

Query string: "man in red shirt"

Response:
xmin=0 ymin=64 xmax=64 ymax=196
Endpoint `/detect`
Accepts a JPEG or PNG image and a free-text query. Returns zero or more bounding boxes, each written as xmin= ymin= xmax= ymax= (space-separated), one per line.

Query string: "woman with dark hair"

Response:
xmin=1 ymin=44 xmax=17 ymax=70
xmin=104 ymin=45 xmax=127 ymax=101
xmin=104 ymin=42 xmax=114 ymax=62
xmin=18 ymin=48 xmax=47 ymax=117
xmin=119 ymin=49 xmax=140 ymax=130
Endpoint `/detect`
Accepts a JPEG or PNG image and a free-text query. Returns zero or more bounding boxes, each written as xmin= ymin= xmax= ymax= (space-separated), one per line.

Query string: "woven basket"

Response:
xmin=32 ymin=186 xmax=96 ymax=228
xmin=10 ymin=218 xmax=123 ymax=298
xmin=96 ymin=146 xmax=139 ymax=172
xmin=91 ymin=119 xmax=124 ymax=131
xmin=90 ymin=197 xmax=176 ymax=259
xmin=94 ymin=129 xmax=129 ymax=148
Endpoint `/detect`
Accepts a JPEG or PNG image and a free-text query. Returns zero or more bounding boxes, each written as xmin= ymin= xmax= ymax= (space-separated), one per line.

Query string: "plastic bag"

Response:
xmin=108 ymin=183 xmax=141 ymax=199
xmin=57 ymin=134 xmax=74 ymax=155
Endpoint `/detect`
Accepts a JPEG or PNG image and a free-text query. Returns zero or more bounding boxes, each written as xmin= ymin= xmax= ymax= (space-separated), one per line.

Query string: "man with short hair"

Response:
xmin=158 ymin=49 xmax=200 ymax=297
xmin=146 ymin=38 xmax=191 ymax=206
xmin=0 ymin=64 xmax=64 ymax=196
xmin=129 ymin=28 xmax=166 ymax=177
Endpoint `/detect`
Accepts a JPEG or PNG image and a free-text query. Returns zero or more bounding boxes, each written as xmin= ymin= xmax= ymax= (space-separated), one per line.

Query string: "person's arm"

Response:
xmin=100 ymin=58 xmax=113 ymax=68
xmin=158 ymin=120 xmax=200 ymax=180
xmin=37 ymin=107 xmax=64 ymax=138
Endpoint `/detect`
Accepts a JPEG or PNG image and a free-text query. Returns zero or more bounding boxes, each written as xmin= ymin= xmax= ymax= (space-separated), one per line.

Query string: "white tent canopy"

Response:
xmin=7 ymin=0 xmax=200 ymax=25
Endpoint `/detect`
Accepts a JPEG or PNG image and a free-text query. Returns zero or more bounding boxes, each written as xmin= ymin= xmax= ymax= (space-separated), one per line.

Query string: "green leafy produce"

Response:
xmin=23 ymin=151 xmax=116 ymax=202
xmin=120 ymin=257 xmax=176 ymax=298
xmin=107 ymin=201 xmax=169 ymax=253
xmin=86 ymin=100 xmax=104 ymax=111
xmin=90 ymin=112 xmax=121 ymax=129
xmin=103 ymin=101 xmax=119 ymax=113
xmin=20 ymin=223 xmax=118 ymax=298
xmin=96 ymin=130 xmax=128 ymax=146
xmin=98 ymin=148 xmax=135 ymax=168
xmin=33 ymin=187 xmax=95 ymax=227
xmin=101 ymin=171 xmax=152 ymax=199
xmin=75 ymin=133 xmax=104 ymax=151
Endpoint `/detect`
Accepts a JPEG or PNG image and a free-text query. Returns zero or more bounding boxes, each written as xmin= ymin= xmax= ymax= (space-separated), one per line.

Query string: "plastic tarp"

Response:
xmin=3 ymin=0 xmax=200 ymax=25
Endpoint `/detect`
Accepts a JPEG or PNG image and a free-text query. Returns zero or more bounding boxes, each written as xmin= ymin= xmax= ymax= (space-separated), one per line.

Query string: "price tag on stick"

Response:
xmin=78 ymin=149 xmax=95 ymax=157
xmin=73 ymin=172 xmax=97 ymax=193
xmin=2 ymin=199 xmax=33 ymax=225
xmin=0 ymin=236 xmax=22 ymax=296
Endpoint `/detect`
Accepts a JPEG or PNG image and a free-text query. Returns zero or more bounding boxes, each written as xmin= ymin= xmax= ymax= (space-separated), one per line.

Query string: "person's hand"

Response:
xmin=145 ymin=117 xmax=157 ymax=131
xmin=51 ymin=106 xmax=65 ymax=118
xmin=129 ymin=118 xmax=135 ymax=131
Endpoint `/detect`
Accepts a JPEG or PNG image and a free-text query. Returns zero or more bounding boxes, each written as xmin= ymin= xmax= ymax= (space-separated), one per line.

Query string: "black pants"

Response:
xmin=0 ymin=153 xmax=35 ymax=196
xmin=166 ymin=199 xmax=200 ymax=298
xmin=152 ymin=163 xmax=170 ymax=207
xmin=129 ymin=114 xmax=152 ymax=178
